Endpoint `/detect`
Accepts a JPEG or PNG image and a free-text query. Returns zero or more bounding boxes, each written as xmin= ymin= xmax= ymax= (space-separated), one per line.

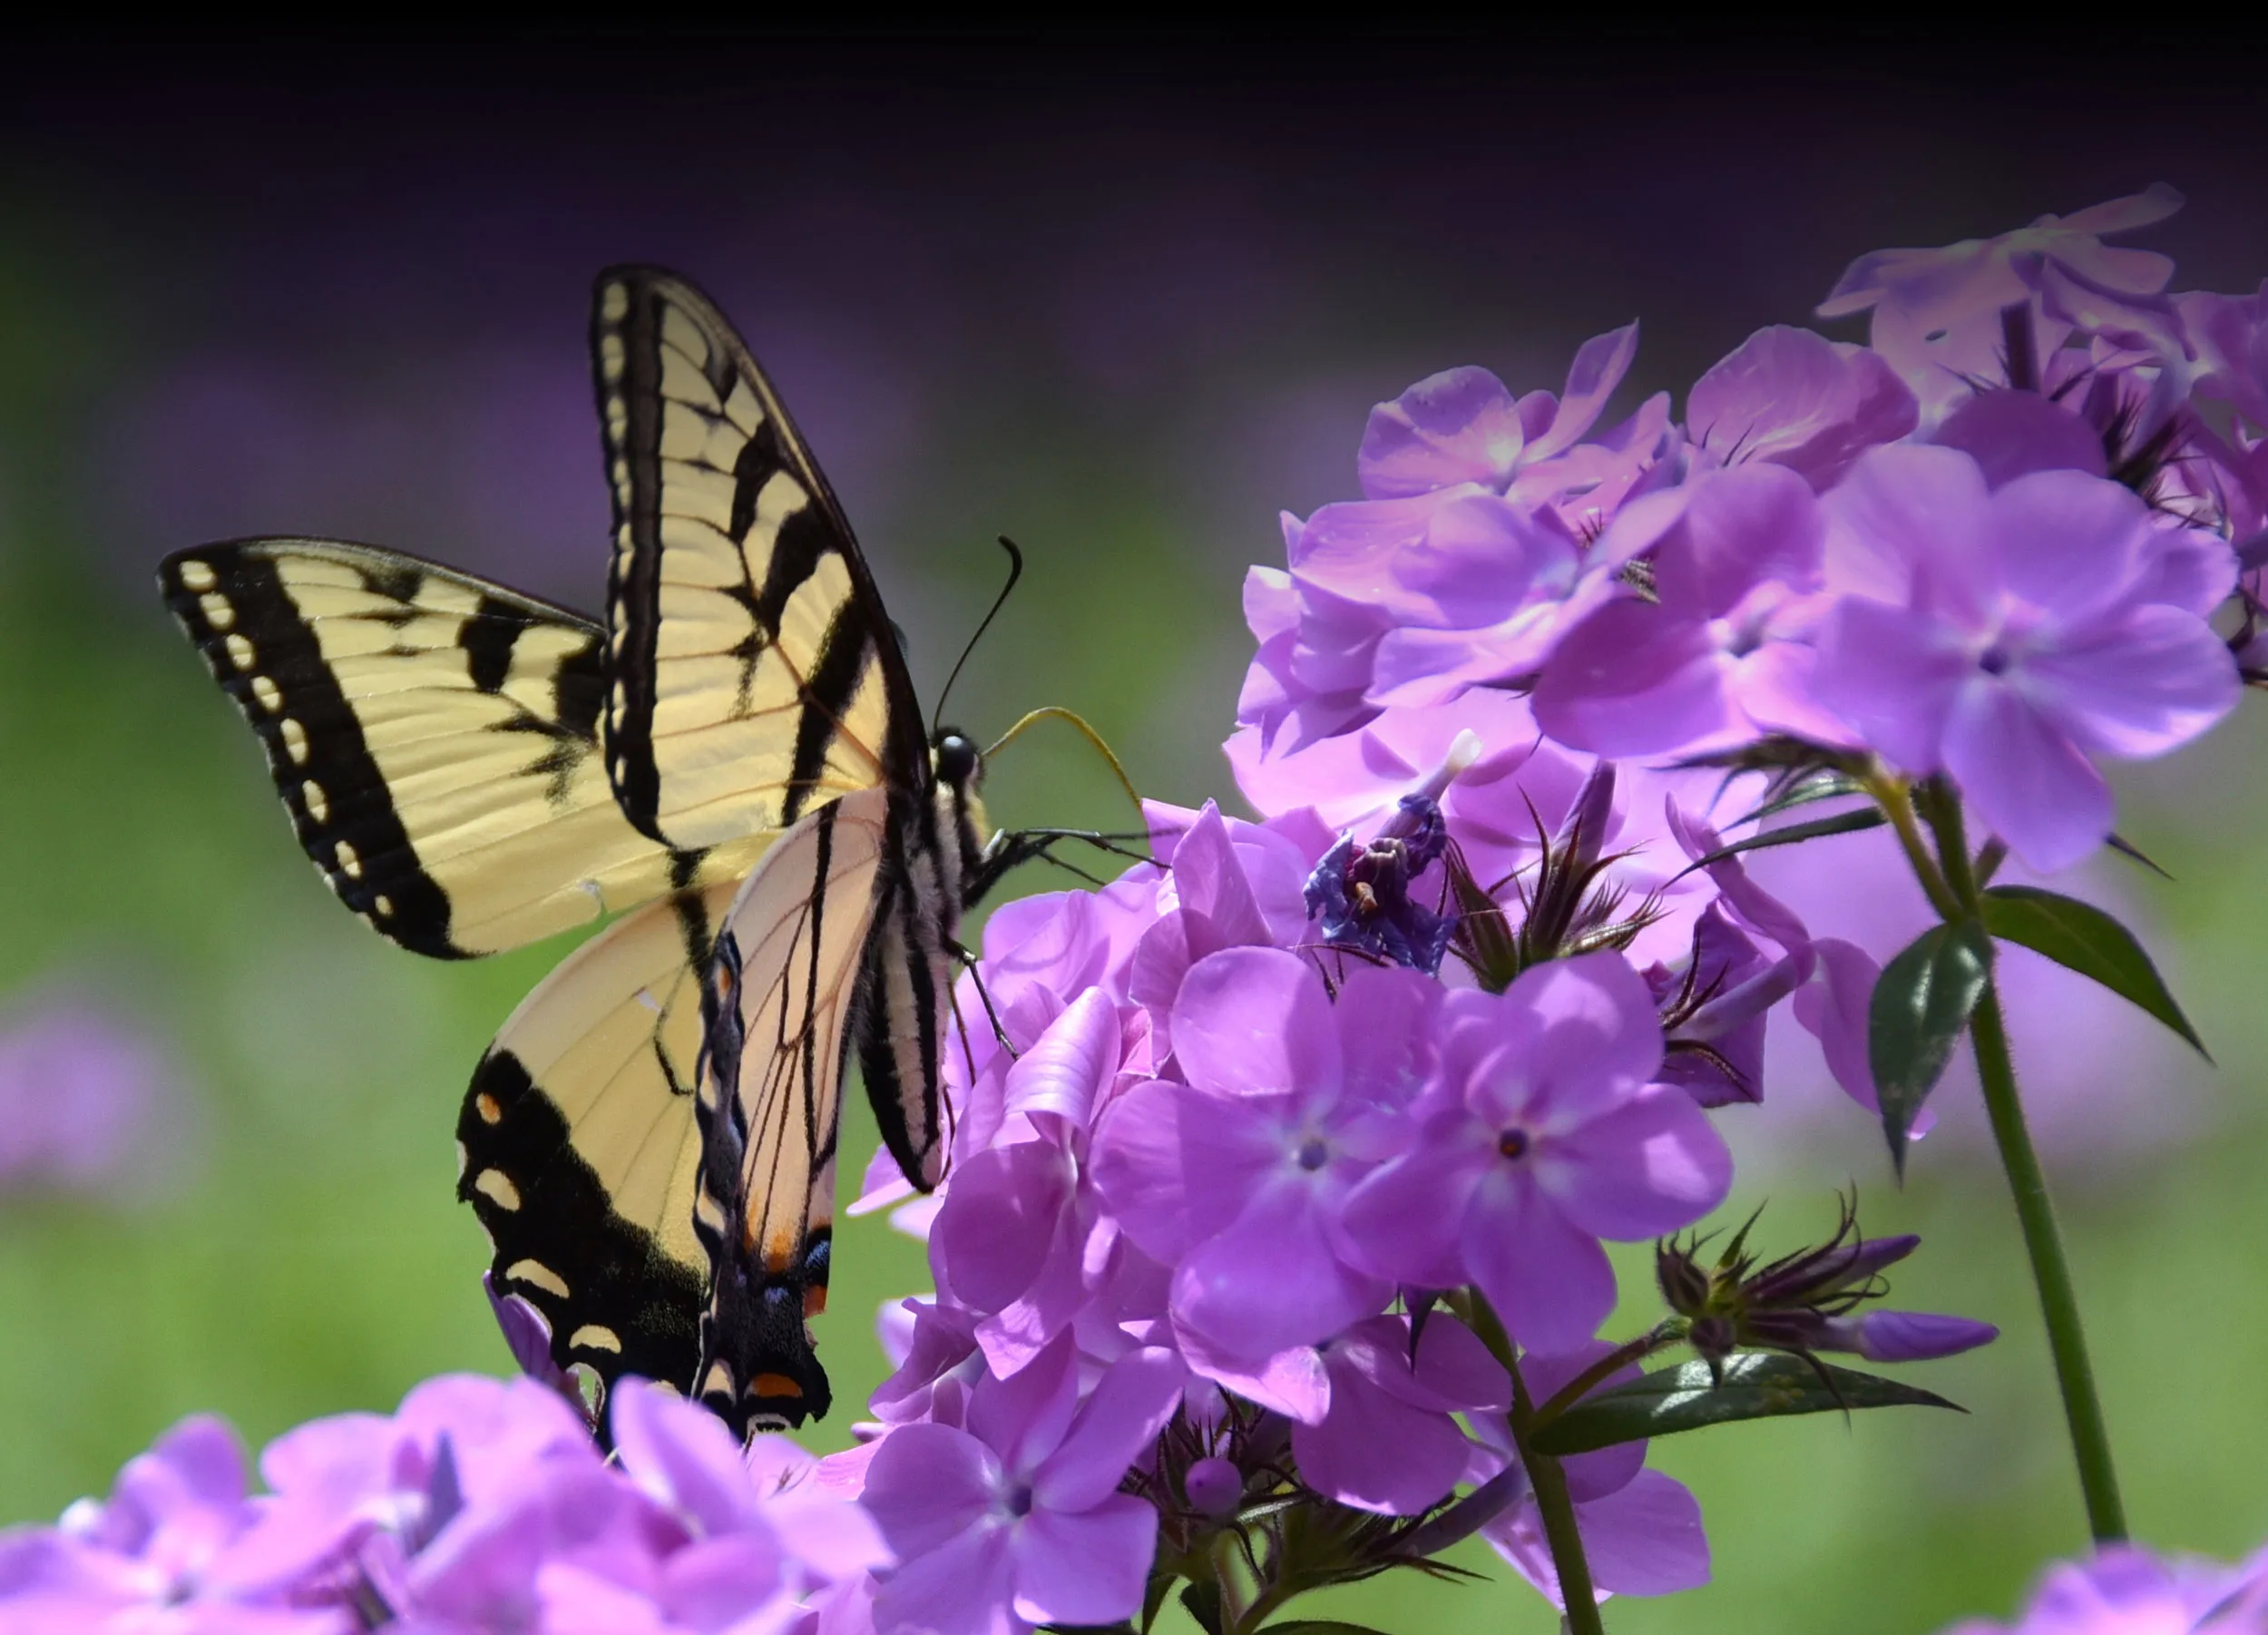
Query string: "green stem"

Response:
xmin=1470 ymin=1297 xmax=1606 ymax=1633
xmin=1921 ymin=784 xmax=2129 ymax=1544
xmin=1967 ymin=981 xmax=2128 ymax=1542
xmin=1870 ymin=771 xmax=1961 ymax=920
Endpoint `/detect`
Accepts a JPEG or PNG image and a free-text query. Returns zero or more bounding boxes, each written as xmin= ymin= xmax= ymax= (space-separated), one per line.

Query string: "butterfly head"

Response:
xmin=931 ymin=727 xmax=983 ymax=795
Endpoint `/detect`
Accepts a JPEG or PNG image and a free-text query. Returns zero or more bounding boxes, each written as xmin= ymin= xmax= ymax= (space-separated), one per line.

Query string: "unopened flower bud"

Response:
xmin=1183 ymin=1455 xmax=1244 ymax=1518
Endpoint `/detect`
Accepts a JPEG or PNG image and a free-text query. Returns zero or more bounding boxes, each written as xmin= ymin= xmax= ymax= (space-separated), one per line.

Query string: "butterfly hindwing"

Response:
xmin=690 ymin=785 xmax=894 ymax=1434
xmin=457 ymin=878 xmax=743 ymax=1397
xmin=592 ymin=268 xmax=927 ymax=853
xmin=159 ymin=539 xmax=766 ymax=957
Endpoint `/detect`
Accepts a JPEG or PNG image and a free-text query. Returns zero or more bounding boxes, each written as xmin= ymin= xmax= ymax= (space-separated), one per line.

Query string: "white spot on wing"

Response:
xmin=177 ymin=559 xmax=217 ymax=592
xmin=251 ymin=675 xmax=282 ymax=714
xmin=279 ymin=717 xmax=308 ymax=764
xmin=225 ymin=633 xmax=256 ymax=671
xmin=198 ymin=592 xmax=235 ymax=631
xmin=301 ymin=779 xmax=329 ymax=825
xmin=601 ymin=282 xmax=628 ymax=321
xmin=568 ymin=1324 xmax=622 ymax=1354
xmin=334 ymin=839 xmax=361 ymax=878
xmin=475 ymin=1170 xmax=523 ymax=1210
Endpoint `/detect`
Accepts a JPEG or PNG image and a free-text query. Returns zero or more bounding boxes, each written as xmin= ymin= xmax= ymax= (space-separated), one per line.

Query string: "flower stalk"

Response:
xmin=1919 ymin=783 xmax=2128 ymax=1543
xmin=1471 ymin=1296 xmax=1607 ymax=1633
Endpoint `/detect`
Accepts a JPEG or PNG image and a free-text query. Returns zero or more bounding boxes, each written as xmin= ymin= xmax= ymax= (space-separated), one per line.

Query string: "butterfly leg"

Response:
xmin=946 ymin=940 xmax=1018 ymax=1055
xmin=964 ymin=827 xmax=1163 ymax=907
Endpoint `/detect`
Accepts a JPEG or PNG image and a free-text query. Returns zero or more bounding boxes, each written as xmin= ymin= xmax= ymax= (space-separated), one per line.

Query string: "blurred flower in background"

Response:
xmin=0 ymin=987 xmax=194 ymax=1201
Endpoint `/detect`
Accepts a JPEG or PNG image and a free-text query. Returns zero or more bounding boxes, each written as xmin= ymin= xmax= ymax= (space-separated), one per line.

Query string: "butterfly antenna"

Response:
xmin=983 ymin=706 xmax=1146 ymax=827
xmin=932 ymin=535 xmax=1024 ymax=743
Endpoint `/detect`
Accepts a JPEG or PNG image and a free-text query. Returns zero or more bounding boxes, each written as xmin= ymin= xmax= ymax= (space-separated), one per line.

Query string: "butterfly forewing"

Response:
xmin=593 ymin=268 xmax=927 ymax=852
xmin=159 ymin=539 xmax=766 ymax=957
xmin=691 ymin=785 xmax=893 ymax=1434
xmin=458 ymin=879 xmax=743 ymax=1398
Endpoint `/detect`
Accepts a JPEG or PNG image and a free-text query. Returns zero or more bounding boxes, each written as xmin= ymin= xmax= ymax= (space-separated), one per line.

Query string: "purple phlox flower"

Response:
xmin=1125 ymin=802 xmax=1323 ymax=1066
xmin=870 ymin=1297 xmax=986 ymax=1430
xmin=854 ymin=1337 xmax=1186 ymax=1635
xmin=1354 ymin=332 xmax=1680 ymax=545
xmin=0 ymin=991 xmax=191 ymax=1199
xmin=1341 ymin=954 xmax=1732 ymax=1355
xmin=1931 ymin=383 xmax=2112 ymax=494
xmin=1288 ymin=1313 xmax=1510 ymax=1517
xmin=574 ymin=1379 xmax=889 ymax=1634
xmin=1687 ymin=324 xmax=1919 ymax=491
xmin=1229 ymin=690 xmax=1740 ymax=970
xmin=1304 ymin=739 xmax=1477 ymax=975
xmin=1092 ymin=949 xmax=1434 ymax=1371
xmin=1657 ymin=1204 xmax=1996 ymax=1372
xmin=1467 ymin=1341 xmax=1709 ymax=1607
xmin=2179 ymin=280 xmax=2268 ymax=435
xmin=1532 ymin=460 xmax=1856 ymax=758
xmin=930 ymin=989 xmax=1132 ymax=1377
xmin=1359 ymin=328 xmax=1639 ymax=501
xmin=1818 ymin=185 xmax=2184 ymax=424
xmin=1359 ymin=491 xmax=1635 ymax=712
xmin=1237 ymin=492 xmax=1467 ymax=756
xmin=1646 ymin=805 xmax=1817 ymax=1109
xmin=1812 ymin=444 xmax=2241 ymax=871
xmin=1303 ymin=802 xmax=1453 ymax=974
xmin=0 ymin=1415 xmax=346 ymax=1632
xmin=211 ymin=1373 xmax=601 ymax=1607
xmin=1941 ymin=1542 xmax=2268 ymax=1635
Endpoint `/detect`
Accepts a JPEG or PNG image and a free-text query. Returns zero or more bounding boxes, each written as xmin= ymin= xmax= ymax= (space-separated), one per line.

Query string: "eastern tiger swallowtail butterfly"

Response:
xmin=159 ymin=266 xmax=1050 ymax=1438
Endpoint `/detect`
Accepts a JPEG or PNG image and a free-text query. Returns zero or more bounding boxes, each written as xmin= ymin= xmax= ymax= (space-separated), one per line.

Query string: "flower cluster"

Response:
xmin=0 ymin=1370 xmax=886 ymax=1633
xmin=1236 ymin=182 xmax=2252 ymax=878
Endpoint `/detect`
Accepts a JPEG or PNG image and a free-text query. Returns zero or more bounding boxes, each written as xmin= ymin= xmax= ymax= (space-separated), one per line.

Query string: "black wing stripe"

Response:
xmin=601 ymin=279 xmax=670 ymax=839
xmin=782 ymin=611 xmax=877 ymax=825
xmin=161 ymin=548 xmax=457 ymax=956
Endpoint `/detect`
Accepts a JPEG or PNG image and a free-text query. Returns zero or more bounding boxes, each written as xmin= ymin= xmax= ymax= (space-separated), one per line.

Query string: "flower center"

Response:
xmin=1004 ymin=1480 xmax=1035 ymax=1519
xmin=1978 ymin=642 xmax=2011 ymax=676
xmin=1498 ymin=1127 xmax=1530 ymax=1161
xmin=1295 ymin=1137 xmax=1331 ymax=1171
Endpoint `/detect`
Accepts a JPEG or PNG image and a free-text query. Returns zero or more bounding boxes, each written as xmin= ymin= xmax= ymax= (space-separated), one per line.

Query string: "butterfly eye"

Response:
xmin=933 ymin=730 xmax=982 ymax=790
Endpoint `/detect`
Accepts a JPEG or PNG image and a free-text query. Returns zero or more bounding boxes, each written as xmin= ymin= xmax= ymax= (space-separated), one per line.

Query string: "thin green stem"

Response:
xmin=1967 ymin=982 xmax=2128 ymax=1542
xmin=1469 ymin=1297 xmax=1606 ymax=1633
xmin=1919 ymin=784 xmax=2128 ymax=1543
xmin=1869 ymin=771 xmax=1961 ymax=920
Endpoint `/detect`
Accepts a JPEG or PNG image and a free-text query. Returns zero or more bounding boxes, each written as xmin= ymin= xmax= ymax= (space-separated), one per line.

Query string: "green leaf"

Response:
xmin=1179 ymin=1581 xmax=1225 ymax=1635
xmin=1980 ymin=886 xmax=2207 ymax=1058
xmin=1668 ymin=805 xmax=1887 ymax=884
xmin=1869 ymin=919 xmax=1991 ymax=1173
xmin=1530 ymin=1353 xmax=1962 ymax=1456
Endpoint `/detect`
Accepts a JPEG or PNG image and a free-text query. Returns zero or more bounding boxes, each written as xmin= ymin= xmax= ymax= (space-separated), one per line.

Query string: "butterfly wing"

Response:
xmin=689 ymin=784 xmax=894 ymax=1434
xmin=456 ymin=878 xmax=745 ymax=1399
xmin=159 ymin=539 xmax=767 ymax=957
xmin=592 ymin=267 xmax=929 ymax=852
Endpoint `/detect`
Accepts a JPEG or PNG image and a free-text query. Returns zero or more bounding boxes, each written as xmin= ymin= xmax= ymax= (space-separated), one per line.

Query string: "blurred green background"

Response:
xmin=4 ymin=37 xmax=2267 ymax=1634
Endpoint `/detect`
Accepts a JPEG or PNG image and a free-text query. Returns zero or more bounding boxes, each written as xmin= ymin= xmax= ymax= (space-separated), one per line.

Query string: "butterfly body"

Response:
xmin=161 ymin=266 xmax=1015 ymax=1437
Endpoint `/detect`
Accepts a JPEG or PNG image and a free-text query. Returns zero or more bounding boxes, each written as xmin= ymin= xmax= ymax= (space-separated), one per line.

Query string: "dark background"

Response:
xmin=3 ymin=35 xmax=2264 ymax=1633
